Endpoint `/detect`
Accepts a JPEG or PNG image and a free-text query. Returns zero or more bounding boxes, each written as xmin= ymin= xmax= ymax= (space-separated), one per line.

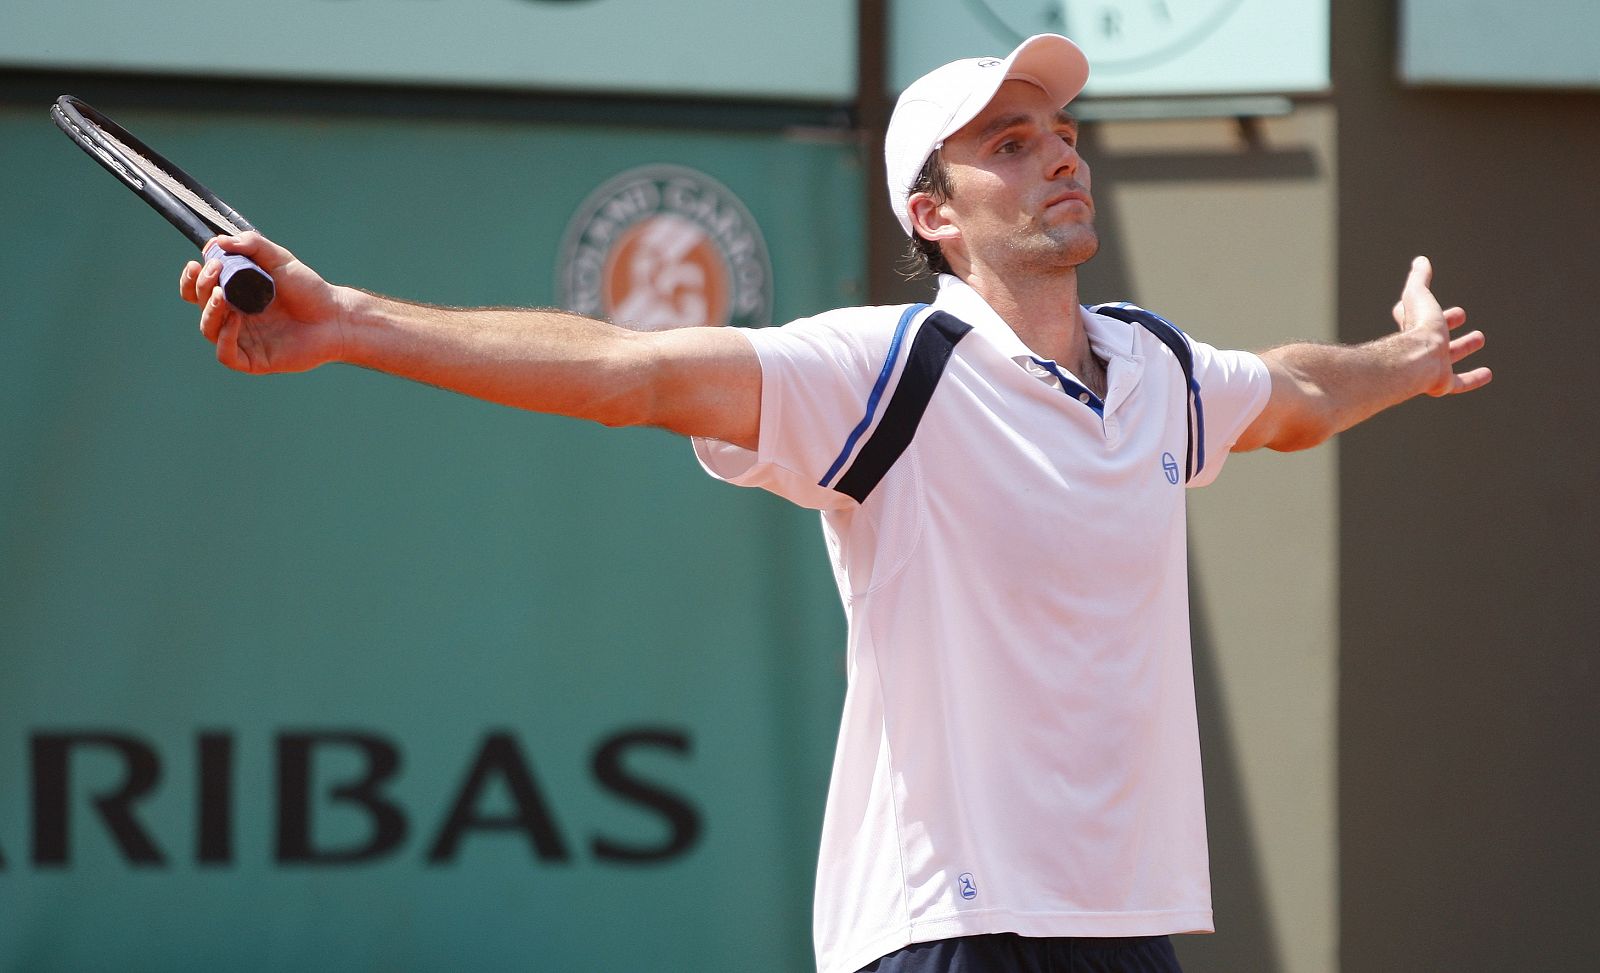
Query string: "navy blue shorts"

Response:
xmin=857 ymin=933 xmax=1184 ymax=973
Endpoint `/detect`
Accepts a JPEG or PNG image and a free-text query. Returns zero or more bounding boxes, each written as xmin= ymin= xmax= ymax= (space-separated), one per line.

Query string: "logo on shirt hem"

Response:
xmin=958 ymin=872 xmax=979 ymax=900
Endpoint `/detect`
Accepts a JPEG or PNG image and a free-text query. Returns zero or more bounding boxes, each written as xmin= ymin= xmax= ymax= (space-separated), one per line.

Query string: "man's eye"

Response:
xmin=996 ymin=140 xmax=1019 ymax=154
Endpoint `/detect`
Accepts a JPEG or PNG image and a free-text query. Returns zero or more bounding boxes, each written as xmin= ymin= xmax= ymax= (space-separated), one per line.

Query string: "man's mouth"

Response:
xmin=1045 ymin=188 xmax=1092 ymax=211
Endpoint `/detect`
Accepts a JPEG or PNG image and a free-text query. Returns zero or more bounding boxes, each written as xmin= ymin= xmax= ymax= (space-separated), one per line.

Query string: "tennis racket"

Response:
xmin=50 ymin=95 xmax=276 ymax=314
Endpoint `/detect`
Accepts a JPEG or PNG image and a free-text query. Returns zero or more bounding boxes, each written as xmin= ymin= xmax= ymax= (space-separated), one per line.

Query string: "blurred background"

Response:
xmin=1 ymin=1 xmax=1595 ymax=970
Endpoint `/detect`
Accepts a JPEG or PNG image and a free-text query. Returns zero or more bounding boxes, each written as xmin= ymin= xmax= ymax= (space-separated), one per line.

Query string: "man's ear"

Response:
xmin=907 ymin=192 xmax=960 ymax=245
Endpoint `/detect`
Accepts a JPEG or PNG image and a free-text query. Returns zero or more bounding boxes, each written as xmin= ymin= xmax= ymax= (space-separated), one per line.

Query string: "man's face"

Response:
xmin=917 ymin=80 xmax=1098 ymax=276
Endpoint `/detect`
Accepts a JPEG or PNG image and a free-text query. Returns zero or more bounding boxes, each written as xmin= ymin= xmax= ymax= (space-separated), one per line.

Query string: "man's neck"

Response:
xmin=960 ymin=266 xmax=1089 ymax=370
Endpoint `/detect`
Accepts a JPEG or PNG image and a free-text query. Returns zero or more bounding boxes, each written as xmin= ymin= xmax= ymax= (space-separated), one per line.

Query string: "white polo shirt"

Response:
xmin=694 ymin=276 xmax=1271 ymax=973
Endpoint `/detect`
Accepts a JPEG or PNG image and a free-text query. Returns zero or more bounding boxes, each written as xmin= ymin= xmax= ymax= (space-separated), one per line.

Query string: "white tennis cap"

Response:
xmin=885 ymin=34 xmax=1090 ymax=236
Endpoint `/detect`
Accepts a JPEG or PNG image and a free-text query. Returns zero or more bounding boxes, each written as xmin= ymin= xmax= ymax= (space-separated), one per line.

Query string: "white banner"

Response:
xmin=1 ymin=0 xmax=856 ymax=99
xmin=892 ymin=0 xmax=1329 ymax=98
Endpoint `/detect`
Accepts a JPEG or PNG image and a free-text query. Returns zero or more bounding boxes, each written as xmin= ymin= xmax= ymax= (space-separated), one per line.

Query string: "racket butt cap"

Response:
xmin=204 ymin=243 xmax=276 ymax=314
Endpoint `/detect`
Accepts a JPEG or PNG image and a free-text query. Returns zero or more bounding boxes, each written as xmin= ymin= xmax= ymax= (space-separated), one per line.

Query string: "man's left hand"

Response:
xmin=1393 ymin=255 xmax=1492 ymax=398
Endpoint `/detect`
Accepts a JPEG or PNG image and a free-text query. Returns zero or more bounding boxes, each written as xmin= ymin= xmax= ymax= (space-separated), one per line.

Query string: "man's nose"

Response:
xmin=1045 ymin=136 xmax=1079 ymax=178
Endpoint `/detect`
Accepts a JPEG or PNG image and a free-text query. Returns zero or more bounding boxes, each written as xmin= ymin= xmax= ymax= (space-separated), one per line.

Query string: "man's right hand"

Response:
xmin=180 ymin=232 xmax=349 ymax=374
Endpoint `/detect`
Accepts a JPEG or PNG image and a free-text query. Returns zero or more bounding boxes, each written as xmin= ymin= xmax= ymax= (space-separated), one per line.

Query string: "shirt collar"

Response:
xmin=932 ymin=273 xmax=1139 ymax=367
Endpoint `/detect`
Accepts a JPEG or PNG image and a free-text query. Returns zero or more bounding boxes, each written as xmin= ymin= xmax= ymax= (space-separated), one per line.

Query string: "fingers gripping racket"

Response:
xmin=50 ymin=95 xmax=275 ymax=314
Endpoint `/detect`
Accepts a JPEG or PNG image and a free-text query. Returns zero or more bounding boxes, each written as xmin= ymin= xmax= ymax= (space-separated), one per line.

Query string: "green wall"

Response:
xmin=0 ymin=104 xmax=864 ymax=971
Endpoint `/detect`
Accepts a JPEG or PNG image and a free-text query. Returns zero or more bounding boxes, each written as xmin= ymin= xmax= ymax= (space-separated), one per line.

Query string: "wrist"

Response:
xmin=330 ymin=284 xmax=384 ymax=367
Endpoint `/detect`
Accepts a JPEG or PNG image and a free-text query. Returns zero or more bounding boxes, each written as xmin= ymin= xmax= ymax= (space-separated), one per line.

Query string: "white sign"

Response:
xmin=1 ymin=0 xmax=855 ymax=99
xmin=892 ymin=0 xmax=1329 ymax=97
xmin=1401 ymin=0 xmax=1600 ymax=88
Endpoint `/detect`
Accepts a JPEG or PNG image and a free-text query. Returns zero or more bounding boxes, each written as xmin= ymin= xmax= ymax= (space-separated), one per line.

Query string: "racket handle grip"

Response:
xmin=204 ymin=242 xmax=276 ymax=315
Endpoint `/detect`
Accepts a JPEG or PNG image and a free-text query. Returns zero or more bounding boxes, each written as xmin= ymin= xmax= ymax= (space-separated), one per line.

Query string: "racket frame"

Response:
xmin=50 ymin=95 xmax=276 ymax=314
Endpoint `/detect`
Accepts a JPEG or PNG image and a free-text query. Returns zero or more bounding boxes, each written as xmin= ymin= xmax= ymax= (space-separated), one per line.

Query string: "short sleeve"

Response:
xmin=1185 ymin=338 xmax=1271 ymax=488
xmin=693 ymin=306 xmax=908 ymax=510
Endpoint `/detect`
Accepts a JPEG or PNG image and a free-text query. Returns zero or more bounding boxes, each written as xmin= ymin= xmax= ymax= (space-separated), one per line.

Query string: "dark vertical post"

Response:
xmin=858 ymin=0 xmax=927 ymax=306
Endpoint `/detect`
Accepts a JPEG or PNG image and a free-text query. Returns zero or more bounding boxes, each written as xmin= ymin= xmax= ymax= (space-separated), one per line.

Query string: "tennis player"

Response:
xmin=181 ymin=34 xmax=1488 ymax=973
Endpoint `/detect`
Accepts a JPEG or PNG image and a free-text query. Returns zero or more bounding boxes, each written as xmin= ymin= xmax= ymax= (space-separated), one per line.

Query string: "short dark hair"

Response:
xmin=901 ymin=151 xmax=954 ymax=280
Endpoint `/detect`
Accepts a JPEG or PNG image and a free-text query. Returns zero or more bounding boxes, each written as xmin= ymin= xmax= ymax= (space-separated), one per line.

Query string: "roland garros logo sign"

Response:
xmin=558 ymin=165 xmax=773 ymax=331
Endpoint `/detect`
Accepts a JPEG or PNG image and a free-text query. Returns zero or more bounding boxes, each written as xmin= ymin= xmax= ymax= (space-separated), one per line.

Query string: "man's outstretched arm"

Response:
xmin=180 ymin=232 xmax=762 ymax=450
xmin=1234 ymin=256 xmax=1491 ymax=453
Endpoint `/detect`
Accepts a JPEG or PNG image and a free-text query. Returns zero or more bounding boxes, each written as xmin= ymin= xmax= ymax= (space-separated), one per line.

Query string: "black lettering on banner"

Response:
xmin=10 ymin=725 xmax=701 ymax=870
xmin=426 ymin=731 xmax=570 ymax=863
xmin=196 ymin=731 xmax=233 ymax=864
xmin=30 ymin=732 xmax=166 ymax=867
xmin=590 ymin=728 xmax=701 ymax=863
xmin=275 ymin=732 xmax=407 ymax=864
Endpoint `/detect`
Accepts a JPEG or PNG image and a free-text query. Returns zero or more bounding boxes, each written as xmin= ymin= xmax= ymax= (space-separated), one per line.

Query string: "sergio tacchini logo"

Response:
xmin=558 ymin=164 xmax=773 ymax=331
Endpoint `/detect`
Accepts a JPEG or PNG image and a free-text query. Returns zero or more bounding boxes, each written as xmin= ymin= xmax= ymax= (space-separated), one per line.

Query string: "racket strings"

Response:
xmin=94 ymin=123 xmax=245 ymax=236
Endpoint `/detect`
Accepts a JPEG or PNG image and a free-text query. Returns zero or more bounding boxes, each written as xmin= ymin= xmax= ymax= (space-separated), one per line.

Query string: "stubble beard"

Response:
xmin=1012 ymin=218 xmax=1100 ymax=275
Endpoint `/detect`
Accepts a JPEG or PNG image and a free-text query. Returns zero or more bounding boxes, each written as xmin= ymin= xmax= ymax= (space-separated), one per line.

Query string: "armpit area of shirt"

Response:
xmin=691 ymin=435 xmax=757 ymax=482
